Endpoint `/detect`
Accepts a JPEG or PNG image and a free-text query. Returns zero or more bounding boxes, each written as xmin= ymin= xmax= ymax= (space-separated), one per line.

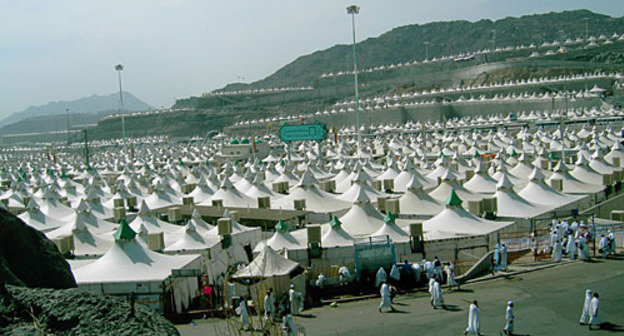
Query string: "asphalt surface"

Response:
xmin=178 ymin=257 xmax=624 ymax=336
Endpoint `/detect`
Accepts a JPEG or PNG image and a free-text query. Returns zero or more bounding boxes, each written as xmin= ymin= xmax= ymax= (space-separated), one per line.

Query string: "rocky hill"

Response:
xmin=222 ymin=10 xmax=624 ymax=90
xmin=0 ymin=92 xmax=152 ymax=128
xmin=0 ymin=209 xmax=179 ymax=336
xmin=0 ymin=208 xmax=76 ymax=289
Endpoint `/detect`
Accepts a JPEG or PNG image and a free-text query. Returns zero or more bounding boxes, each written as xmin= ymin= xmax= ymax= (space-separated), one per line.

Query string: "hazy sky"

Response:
xmin=2 ymin=0 xmax=623 ymax=117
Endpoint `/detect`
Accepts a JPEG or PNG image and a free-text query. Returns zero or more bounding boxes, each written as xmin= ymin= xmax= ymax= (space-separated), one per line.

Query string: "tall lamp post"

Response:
xmin=347 ymin=4 xmax=362 ymax=154
xmin=115 ymin=64 xmax=127 ymax=148
xmin=424 ymin=41 xmax=429 ymax=60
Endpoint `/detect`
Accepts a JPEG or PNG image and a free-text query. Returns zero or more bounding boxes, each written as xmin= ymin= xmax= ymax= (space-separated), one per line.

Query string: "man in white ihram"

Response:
xmin=429 ymin=278 xmax=444 ymax=309
xmin=464 ymin=300 xmax=482 ymax=336
xmin=379 ymin=281 xmax=396 ymax=313
xmin=503 ymin=300 xmax=514 ymax=335
xmin=289 ymin=284 xmax=303 ymax=315
xmin=588 ymin=293 xmax=601 ymax=330
xmin=375 ymin=267 xmax=387 ymax=288
xmin=579 ymin=289 xmax=592 ymax=325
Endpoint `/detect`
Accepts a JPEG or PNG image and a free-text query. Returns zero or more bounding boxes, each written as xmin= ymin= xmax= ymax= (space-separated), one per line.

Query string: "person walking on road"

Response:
xmin=429 ymin=278 xmax=445 ymax=309
xmin=589 ymin=293 xmax=601 ymax=330
xmin=379 ymin=282 xmax=396 ymax=313
xmin=464 ymin=300 xmax=482 ymax=336
xmin=503 ymin=300 xmax=514 ymax=335
xmin=580 ymin=289 xmax=592 ymax=325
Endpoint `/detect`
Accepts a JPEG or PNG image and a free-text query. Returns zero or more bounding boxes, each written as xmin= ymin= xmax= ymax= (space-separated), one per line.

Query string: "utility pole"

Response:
xmin=115 ymin=64 xmax=126 ymax=148
xmin=347 ymin=4 xmax=362 ymax=155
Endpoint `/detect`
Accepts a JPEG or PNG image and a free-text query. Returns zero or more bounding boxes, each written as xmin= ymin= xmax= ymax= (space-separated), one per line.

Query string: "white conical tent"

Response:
xmin=423 ymin=189 xmax=512 ymax=237
xmin=429 ymin=170 xmax=482 ymax=202
xmin=569 ymin=155 xmax=605 ymax=185
xmin=371 ymin=213 xmax=410 ymax=242
xmin=254 ymin=220 xmax=305 ymax=252
xmin=273 ymin=171 xmax=350 ymax=212
xmin=164 ymin=221 xmax=220 ymax=252
xmin=18 ymin=199 xmax=67 ymax=232
xmin=546 ymin=161 xmax=603 ymax=194
xmin=339 ymin=189 xmax=386 ymax=237
xmin=187 ymin=209 xmax=215 ymax=233
xmin=463 ymin=164 xmax=498 ymax=194
xmin=397 ymin=176 xmax=443 ymax=215
xmin=494 ymin=174 xmax=551 ymax=218
xmin=321 ymin=217 xmax=355 ymax=247
xmin=46 ymin=217 xmax=113 ymax=257
xmin=187 ymin=177 xmax=214 ymax=204
xmin=129 ymin=200 xmax=182 ymax=233
xmin=517 ymin=168 xmax=584 ymax=207
xmin=234 ymin=245 xmax=301 ymax=278
xmin=202 ymin=177 xmax=256 ymax=208
xmin=73 ymin=221 xmax=201 ymax=313
xmin=336 ymin=173 xmax=388 ymax=203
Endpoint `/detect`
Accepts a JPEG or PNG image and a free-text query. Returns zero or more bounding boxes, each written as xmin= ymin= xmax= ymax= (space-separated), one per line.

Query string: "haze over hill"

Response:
xmin=221 ymin=10 xmax=624 ymax=91
xmin=0 ymin=92 xmax=152 ymax=128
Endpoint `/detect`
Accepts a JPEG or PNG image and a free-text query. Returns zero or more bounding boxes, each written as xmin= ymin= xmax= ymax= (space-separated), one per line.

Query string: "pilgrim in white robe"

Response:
xmin=589 ymin=296 xmax=601 ymax=327
xmin=580 ymin=289 xmax=592 ymax=324
xmin=375 ymin=267 xmax=388 ymax=287
xmin=379 ymin=283 xmax=394 ymax=311
xmin=465 ymin=303 xmax=481 ymax=334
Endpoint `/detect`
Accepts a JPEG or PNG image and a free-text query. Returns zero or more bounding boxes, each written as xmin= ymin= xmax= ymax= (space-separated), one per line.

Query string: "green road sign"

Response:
xmin=279 ymin=122 xmax=327 ymax=143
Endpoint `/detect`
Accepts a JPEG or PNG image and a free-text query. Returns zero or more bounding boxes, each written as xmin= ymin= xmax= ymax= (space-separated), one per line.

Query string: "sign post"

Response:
xmin=279 ymin=122 xmax=327 ymax=162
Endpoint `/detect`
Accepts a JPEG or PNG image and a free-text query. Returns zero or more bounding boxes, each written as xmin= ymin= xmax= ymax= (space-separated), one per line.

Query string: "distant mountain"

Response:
xmin=222 ymin=9 xmax=624 ymax=90
xmin=0 ymin=92 xmax=152 ymax=127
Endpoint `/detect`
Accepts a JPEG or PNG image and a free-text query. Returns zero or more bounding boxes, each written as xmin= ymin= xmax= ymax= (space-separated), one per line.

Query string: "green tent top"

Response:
xmin=473 ymin=150 xmax=481 ymax=158
xmin=254 ymin=139 xmax=262 ymax=144
xmin=510 ymin=149 xmax=518 ymax=157
xmin=240 ymin=138 xmax=250 ymax=144
xmin=275 ymin=219 xmax=288 ymax=232
xmin=113 ymin=218 xmax=136 ymax=241
xmin=60 ymin=170 xmax=68 ymax=179
xmin=329 ymin=216 xmax=341 ymax=228
xmin=178 ymin=159 xmax=185 ymax=166
xmin=445 ymin=189 xmax=463 ymax=207
xmin=549 ymin=152 xmax=559 ymax=160
xmin=230 ymin=139 xmax=240 ymax=145
xmin=383 ymin=212 xmax=396 ymax=224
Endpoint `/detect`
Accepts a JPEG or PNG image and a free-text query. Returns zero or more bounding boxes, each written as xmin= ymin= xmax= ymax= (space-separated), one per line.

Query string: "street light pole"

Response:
xmin=115 ymin=64 xmax=127 ymax=148
xmin=424 ymin=41 xmax=429 ymax=60
xmin=347 ymin=4 xmax=362 ymax=154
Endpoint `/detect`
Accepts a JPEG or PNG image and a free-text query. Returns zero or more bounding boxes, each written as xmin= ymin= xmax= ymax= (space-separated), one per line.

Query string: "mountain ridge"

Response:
xmin=221 ymin=9 xmax=624 ymax=91
xmin=1 ymin=92 xmax=152 ymax=128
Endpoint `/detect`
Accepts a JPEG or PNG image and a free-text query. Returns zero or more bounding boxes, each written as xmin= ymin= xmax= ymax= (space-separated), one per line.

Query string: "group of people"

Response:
xmin=462 ymin=288 xmax=603 ymax=335
xmin=236 ymin=284 xmax=303 ymax=335
xmin=493 ymin=244 xmax=508 ymax=271
xmin=549 ymin=219 xmax=594 ymax=262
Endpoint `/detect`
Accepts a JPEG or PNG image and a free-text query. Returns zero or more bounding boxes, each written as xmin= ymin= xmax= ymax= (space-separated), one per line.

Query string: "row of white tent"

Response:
xmin=330 ymin=72 xmax=620 ymax=108
xmin=320 ymin=33 xmax=624 ymax=78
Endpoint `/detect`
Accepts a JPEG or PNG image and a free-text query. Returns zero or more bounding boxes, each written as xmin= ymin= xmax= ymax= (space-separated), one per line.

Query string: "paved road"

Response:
xmin=178 ymin=257 xmax=624 ymax=336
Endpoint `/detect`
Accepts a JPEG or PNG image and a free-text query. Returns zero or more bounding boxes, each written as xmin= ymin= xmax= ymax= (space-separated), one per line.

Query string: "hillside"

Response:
xmin=223 ymin=10 xmax=624 ymax=90
xmin=0 ymin=92 xmax=152 ymax=128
